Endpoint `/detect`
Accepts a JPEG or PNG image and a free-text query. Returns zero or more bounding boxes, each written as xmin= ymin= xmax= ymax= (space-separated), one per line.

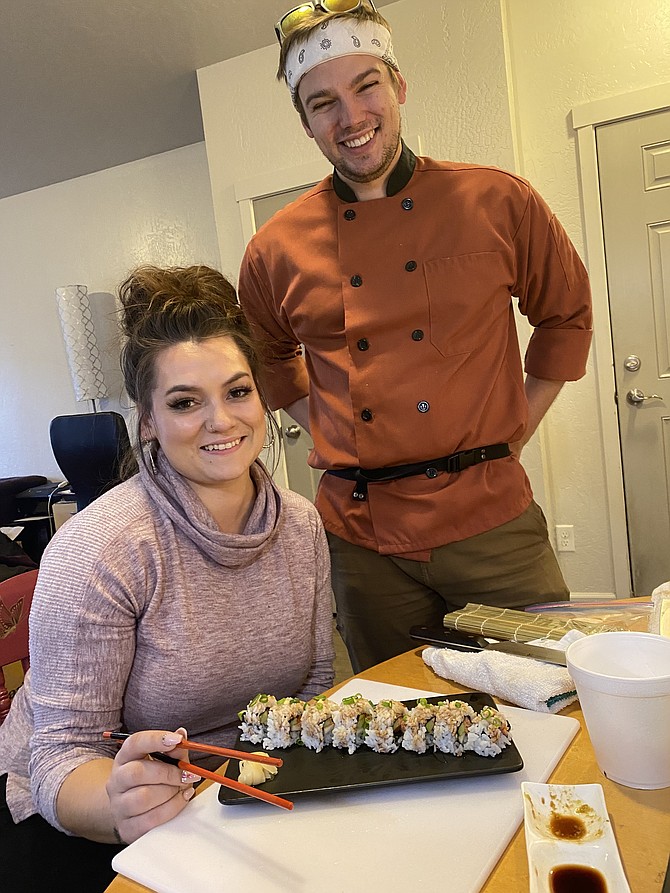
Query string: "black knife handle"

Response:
xmin=409 ymin=625 xmax=489 ymax=651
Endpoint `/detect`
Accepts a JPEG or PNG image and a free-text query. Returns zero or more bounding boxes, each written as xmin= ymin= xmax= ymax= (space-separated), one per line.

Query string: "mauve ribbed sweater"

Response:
xmin=0 ymin=456 xmax=334 ymax=830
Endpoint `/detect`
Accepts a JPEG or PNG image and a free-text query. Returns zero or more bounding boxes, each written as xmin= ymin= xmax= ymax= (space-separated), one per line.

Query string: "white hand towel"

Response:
xmin=422 ymin=632 xmax=582 ymax=714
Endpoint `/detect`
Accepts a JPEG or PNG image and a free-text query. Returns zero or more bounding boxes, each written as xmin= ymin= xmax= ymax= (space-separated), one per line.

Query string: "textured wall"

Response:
xmin=198 ymin=0 xmax=670 ymax=593
xmin=197 ymin=0 xmax=554 ymax=536
xmin=198 ymin=0 xmax=562 ymax=563
xmin=0 ymin=144 xmax=220 ymax=478
xmin=391 ymin=0 xmax=514 ymax=166
xmin=198 ymin=0 xmax=515 ymax=281
xmin=503 ymin=0 xmax=670 ymax=592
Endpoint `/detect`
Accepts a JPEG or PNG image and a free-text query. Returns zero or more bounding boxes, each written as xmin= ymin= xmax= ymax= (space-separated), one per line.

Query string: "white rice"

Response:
xmin=301 ymin=696 xmax=338 ymax=752
xmin=364 ymin=699 xmax=407 ymax=753
xmin=332 ymin=695 xmax=374 ymax=754
xmin=263 ymin=697 xmax=305 ymax=750
xmin=401 ymin=700 xmax=437 ymax=754
xmin=433 ymin=699 xmax=477 ymax=756
xmin=238 ymin=693 xmax=277 ymax=744
xmin=465 ymin=705 xmax=512 ymax=756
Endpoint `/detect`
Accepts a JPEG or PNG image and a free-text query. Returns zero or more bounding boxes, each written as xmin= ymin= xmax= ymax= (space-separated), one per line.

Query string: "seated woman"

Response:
xmin=0 ymin=265 xmax=335 ymax=891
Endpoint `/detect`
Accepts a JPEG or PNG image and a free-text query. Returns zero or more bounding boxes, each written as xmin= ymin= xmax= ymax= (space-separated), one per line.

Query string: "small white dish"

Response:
xmin=522 ymin=782 xmax=631 ymax=893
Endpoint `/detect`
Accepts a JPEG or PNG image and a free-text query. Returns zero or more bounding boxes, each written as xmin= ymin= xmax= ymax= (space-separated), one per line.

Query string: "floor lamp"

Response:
xmin=55 ymin=284 xmax=109 ymax=411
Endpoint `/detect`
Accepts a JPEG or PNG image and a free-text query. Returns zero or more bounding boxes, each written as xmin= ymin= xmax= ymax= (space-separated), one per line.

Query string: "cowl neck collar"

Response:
xmin=140 ymin=451 xmax=282 ymax=569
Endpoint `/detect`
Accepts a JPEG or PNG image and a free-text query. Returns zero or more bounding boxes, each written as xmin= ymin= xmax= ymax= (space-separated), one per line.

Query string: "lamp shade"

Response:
xmin=55 ymin=285 xmax=108 ymax=402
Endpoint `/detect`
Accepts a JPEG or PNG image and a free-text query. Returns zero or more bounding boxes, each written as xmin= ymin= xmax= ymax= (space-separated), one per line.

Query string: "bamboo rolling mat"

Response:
xmin=443 ymin=603 xmax=613 ymax=642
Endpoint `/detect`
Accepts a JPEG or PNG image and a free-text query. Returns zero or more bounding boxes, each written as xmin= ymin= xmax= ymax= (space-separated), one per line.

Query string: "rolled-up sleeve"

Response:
xmin=238 ymin=245 xmax=310 ymax=410
xmin=514 ymin=186 xmax=593 ymax=381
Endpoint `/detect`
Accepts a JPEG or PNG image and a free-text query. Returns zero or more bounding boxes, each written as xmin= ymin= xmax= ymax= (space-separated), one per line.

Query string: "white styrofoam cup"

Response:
xmin=566 ymin=631 xmax=670 ymax=789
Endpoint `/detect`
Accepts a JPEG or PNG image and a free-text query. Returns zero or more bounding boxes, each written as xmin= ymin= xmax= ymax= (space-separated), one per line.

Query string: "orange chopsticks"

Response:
xmin=102 ymin=731 xmax=282 ymax=767
xmin=102 ymin=731 xmax=292 ymax=811
xmin=174 ymin=759 xmax=293 ymax=811
xmin=177 ymin=738 xmax=283 ymax=768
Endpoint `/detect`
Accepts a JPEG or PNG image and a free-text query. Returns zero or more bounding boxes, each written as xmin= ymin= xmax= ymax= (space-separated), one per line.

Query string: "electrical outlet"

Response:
xmin=555 ymin=524 xmax=575 ymax=552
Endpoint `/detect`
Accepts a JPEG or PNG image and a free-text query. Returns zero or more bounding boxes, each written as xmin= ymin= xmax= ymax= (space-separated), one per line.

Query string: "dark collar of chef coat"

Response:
xmin=332 ymin=141 xmax=417 ymax=203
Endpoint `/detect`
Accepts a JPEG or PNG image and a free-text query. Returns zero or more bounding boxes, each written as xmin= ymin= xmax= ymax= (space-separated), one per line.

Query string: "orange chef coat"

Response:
xmin=238 ymin=146 xmax=592 ymax=558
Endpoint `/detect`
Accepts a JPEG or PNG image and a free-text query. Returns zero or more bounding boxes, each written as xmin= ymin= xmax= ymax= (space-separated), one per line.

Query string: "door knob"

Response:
xmin=626 ymin=388 xmax=662 ymax=406
xmin=284 ymin=424 xmax=301 ymax=439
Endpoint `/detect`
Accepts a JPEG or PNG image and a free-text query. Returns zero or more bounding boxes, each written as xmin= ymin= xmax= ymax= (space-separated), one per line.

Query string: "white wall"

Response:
xmin=198 ymin=0 xmax=514 ymax=280
xmin=0 ymin=143 xmax=221 ymax=478
xmin=0 ymin=0 xmax=661 ymax=591
xmin=197 ymin=0 xmax=551 ymax=566
xmin=502 ymin=0 xmax=670 ymax=593
xmin=195 ymin=0 xmax=670 ymax=595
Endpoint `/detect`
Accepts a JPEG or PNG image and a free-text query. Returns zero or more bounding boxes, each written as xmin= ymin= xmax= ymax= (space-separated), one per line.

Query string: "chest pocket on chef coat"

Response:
xmin=424 ymin=251 xmax=511 ymax=358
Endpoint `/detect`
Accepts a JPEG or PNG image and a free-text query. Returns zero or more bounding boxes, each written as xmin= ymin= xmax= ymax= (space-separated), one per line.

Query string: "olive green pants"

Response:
xmin=327 ymin=500 xmax=569 ymax=673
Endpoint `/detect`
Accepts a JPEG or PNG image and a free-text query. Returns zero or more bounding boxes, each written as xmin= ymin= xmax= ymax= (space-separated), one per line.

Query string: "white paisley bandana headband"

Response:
xmin=284 ymin=18 xmax=399 ymax=96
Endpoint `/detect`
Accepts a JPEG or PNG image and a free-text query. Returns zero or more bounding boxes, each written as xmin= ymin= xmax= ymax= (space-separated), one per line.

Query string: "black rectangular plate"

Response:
xmin=218 ymin=692 xmax=523 ymax=805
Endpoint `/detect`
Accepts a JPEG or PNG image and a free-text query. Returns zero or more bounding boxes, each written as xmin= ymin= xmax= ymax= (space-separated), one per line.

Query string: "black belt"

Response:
xmin=326 ymin=443 xmax=510 ymax=501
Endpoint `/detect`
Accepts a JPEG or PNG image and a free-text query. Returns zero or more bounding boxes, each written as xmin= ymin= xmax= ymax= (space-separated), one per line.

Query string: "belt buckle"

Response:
xmin=445 ymin=454 xmax=462 ymax=474
xmin=352 ymin=470 xmax=368 ymax=501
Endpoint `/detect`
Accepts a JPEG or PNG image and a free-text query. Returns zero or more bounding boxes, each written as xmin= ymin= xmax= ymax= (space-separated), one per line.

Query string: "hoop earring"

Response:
xmin=142 ymin=439 xmax=159 ymax=476
xmin=263 ymin=428 xmax=276 ymax=451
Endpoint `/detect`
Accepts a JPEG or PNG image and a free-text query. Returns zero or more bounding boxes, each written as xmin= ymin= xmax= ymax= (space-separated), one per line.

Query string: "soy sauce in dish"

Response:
xmin=549 ymin=864 xmax=607 ymax=892
xmin=550 ymin=813 xmax=587 ymax=839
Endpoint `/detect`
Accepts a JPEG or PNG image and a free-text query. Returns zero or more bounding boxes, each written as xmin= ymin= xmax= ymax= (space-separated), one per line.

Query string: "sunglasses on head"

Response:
xmin=275 ymin=0 xmax=377 ymax=44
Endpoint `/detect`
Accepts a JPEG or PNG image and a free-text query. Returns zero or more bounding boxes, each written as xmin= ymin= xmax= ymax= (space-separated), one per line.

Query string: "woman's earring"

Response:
xmin=142 ymin=439 xmax=158 ymax=475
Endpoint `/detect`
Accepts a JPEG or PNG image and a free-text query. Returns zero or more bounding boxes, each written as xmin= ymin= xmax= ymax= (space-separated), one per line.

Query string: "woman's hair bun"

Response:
xmin=118 ymin=264 xmax=241 ymax=339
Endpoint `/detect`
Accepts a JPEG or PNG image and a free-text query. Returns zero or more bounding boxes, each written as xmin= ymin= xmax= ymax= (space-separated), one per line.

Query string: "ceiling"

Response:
xmin=0 ymin=0 xmax=394 ymax=201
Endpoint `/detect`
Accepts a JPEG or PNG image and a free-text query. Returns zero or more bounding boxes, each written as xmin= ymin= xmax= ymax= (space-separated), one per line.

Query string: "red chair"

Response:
xmin=0 ymin=569 xmax=38 ymax=724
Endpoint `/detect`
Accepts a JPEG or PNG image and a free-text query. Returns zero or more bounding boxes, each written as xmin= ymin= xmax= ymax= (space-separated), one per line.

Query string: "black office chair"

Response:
xmin=49 ymin=412 xmax=135 ymax=511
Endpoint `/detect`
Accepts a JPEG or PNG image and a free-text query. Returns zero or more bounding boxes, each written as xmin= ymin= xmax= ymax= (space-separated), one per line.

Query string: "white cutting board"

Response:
xmin=112 ymin=681 xmax=579 ymax=893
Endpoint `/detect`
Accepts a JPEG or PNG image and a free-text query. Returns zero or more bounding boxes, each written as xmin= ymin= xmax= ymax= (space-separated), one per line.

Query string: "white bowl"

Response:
xmin=522 ymin=782 xmax=630 ymax=893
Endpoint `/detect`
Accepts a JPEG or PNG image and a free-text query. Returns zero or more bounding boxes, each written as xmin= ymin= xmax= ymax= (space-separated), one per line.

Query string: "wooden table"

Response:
xmin=107 ymin=647 xmax=670 ymax=893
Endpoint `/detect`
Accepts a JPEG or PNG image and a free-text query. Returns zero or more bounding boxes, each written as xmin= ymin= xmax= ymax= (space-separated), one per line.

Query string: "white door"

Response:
xmin=248 ymin=186 xmax=323 ymax=503
xmin=597 ymin=107 xmax=670 ymax=595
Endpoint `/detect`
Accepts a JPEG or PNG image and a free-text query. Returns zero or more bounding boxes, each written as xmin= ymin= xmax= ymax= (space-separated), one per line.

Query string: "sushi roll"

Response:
xmin=263 ymin=696 xmax=305 ymax=750
xmin=238 ymin=693 xmax=277 ymax=745
xmin=332 ymin=694 xmax=374 ymax=754
xmin=465 ymin=704 xmax=512 ymax=756
xmin=401 ymin=698 xmax=438 ymax=754
xmin=364 ymin=699 xmax=407 ymax=754
xmin=433 ymin=699 xmax=477 ymax=756
xmin=238 ymin=693 xmax=513 ymax=759
xmin=301 ymin=695 xmax=338 ymax=753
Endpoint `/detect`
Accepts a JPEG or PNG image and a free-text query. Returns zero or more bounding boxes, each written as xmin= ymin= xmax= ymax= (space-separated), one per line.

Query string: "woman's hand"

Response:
xmin=106 ymin=727 xmax=198 ymax=844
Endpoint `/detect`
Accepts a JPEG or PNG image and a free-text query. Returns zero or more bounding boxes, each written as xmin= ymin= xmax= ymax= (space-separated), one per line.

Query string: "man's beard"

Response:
xmin=337 ymin=138 xmax=400 ymax=183
xmin=332 ymin=121 xmax=402 ymax=184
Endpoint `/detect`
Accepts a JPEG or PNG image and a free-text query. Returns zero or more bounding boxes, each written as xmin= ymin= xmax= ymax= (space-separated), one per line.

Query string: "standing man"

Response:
xmin=238 ymin=1 xmax=592 ymax=672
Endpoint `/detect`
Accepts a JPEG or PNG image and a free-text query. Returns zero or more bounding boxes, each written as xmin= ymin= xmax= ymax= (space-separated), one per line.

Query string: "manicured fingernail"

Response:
xmin=162 ymin=733 xmax=182 ymax=746
xmin=183 ymin=787 xmax=196 ymax=801
xmin=181 ymin=771 xmax=200 ymax=784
